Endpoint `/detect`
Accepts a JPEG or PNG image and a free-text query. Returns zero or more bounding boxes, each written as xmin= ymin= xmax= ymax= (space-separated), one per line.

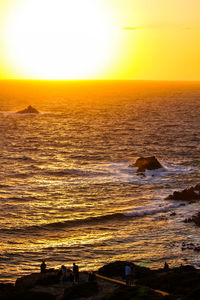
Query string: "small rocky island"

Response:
xmin=165 ymin=184 xmax=200 ymax=201
xmin=16 ymin=105 xmax=39 ymax=114
xmin=130 ymin=156 xmax=163 ymax=173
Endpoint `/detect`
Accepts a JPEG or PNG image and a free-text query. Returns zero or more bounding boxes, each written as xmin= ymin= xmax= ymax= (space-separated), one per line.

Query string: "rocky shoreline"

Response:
xmin=1 ymin=261 xmax=200 ymax=299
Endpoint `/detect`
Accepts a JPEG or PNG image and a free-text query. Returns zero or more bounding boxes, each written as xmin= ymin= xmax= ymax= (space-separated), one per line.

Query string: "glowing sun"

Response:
xmin=4 ymin=0 xmax=116 ymax=79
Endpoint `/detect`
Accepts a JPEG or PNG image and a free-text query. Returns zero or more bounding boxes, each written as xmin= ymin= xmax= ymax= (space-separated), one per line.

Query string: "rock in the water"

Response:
xmin=170 ymin=212 xmax=176 ymax=216
xmin=184 ymin=212 xmax=200 ymax=227
xmin=131 ymin=156 xmax=163 ymax=173
xmin=181 ymin=241 xmax=200 ymax=251
xmin=17 ymin=105 xmax=39 ymax=114
xmin=192 ymin=212 xmax=200 ymax=227
xmin=165 ymin=184 xmax=200 ymax=201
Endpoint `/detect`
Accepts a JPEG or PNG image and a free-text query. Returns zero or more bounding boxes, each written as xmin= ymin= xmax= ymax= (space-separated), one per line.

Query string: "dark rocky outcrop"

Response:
xmin=98 ymin=261 xmax=200 ymax=298
xmin=165 ymin=184 xmax=200 ymax=201
xmin=3 ymin=261 xmax=200 ymax=299
xmin=15 ymin=270 xmax=59 ymax=289
xmin=184 ymin=212 xmax=200 ymax=227
xmin=0 ymin=283 xmax=56 ymax=300
xmin=131 ymin=156 xmax=163 ymax=173
xmin=15 ymin=273 xmax=41 ymax=289
xmin=16 ymin=105 xmax=39 ymax=114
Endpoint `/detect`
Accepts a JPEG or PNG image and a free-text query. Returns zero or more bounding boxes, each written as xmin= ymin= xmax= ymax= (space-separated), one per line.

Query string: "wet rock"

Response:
xmin=191 ymin=212 xmax=200 ymax=227
xmin=170 ymin=212 xmax=176 ymax=216
xmin=165 ymin=184 xmax=200 ymax=201
xmin=17 ymin=105 xmax=39 ymax=114
xmin=184 ymin=211 xmax=200 ymax=226
xmin=180 ymin=241 xmax=200 ymax=252
xmin=130 ymin=156 xmax=163 ymax=173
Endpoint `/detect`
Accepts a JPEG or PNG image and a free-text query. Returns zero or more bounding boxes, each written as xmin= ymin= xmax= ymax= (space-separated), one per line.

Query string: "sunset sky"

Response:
xmin=0 ymin=0 xmax=199 ymax=80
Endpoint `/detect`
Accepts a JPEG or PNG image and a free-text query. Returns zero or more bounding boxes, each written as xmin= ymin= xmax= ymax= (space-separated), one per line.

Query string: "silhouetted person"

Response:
xmin=61 ymin=265 xmax=67 ymax=281
xmin=40 ymin=260 xmax=46 ymax=273
xmin=125 ymin=265 xmax=131 ymax=285
xmin=73 ymin=263 xmax=79 ymax=283
xmin=164 ymin=262 xmax=169 ymax=271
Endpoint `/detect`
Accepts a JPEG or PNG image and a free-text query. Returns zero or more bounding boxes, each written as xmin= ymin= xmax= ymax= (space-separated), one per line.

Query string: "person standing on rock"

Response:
xmin=40 ymin=260 xmax=46 ymax=273
xmin=73 ymin=263 xmax=79 ymax=283
xmin=125 ymin=264 xmax=131 ymax=285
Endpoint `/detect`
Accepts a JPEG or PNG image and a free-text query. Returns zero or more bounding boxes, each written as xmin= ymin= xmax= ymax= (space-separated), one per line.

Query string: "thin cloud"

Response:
xmin=122 ymin=27 xmax=138 ymax=30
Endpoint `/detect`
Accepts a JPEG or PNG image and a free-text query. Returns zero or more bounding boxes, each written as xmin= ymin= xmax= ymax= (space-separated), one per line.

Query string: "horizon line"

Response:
xmin=0 ymin=78 xmax=200 ymax=83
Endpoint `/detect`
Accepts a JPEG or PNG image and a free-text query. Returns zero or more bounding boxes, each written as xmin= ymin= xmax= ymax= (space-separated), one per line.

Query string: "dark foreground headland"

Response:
xmin=1 ymin=261 xmax=200 ymax=300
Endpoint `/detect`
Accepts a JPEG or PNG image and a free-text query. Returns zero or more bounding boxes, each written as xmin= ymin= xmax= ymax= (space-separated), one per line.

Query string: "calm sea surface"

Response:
xmin=0 ymin=80 xmax=199 ymax=282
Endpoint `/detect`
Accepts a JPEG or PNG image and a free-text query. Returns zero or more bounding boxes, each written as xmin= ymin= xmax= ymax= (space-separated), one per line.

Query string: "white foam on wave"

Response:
xmin=124 ymin=201 xmax=184 ymax=217
xmin=160 ymin=161 xmax=194 ymax=175
xmin=80 ymin=160 xmax=194 ymax=185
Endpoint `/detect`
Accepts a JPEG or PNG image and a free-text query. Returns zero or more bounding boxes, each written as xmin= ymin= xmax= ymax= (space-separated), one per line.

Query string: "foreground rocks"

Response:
xmin=15 ymin=269 xmax=60 ymax=289
xmin=0 ymin=282 xmax=56 ymax=300
xmin=16 ymin=105 xmax=39 ymax=114
xmin=131 ymin=156 xmax=163 ymax=173
xmin=98 ymin=261 xmax=200 ymax=299
xmin=102 ymin=285 xmax=167 ymax=300
xmin=63 ymin=282 xmax=98 ymax=300
xmin=165 ymin=184 xmax=200 ymax=201
xmin=1 ymin=261 xmax=200 ymax=299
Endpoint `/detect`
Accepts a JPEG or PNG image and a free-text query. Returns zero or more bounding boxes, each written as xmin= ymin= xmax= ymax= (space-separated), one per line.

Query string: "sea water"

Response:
xmin=0 ymin=80 xmax=199 ymax=282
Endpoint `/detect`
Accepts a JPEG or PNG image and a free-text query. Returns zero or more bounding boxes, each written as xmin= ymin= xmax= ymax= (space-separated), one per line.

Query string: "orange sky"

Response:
xmin=0 ymin=0 xmax=199 ymax=80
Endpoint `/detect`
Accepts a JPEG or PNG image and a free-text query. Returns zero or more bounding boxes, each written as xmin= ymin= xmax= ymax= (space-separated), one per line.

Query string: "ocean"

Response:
xmin=0 ymin=80 xmax=199 ymax=283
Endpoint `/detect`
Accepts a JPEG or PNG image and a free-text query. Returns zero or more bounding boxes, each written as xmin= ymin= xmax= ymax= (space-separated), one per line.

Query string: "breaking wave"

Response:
xmin=0 ymin=201 xmax=183 ymax=234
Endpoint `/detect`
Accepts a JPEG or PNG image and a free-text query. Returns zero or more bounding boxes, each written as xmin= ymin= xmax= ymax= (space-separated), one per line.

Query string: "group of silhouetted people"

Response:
xmin=40 ymin=260 xmax=81 ymax=283
xmin=57 ymin=264 xmax=74 ymax=282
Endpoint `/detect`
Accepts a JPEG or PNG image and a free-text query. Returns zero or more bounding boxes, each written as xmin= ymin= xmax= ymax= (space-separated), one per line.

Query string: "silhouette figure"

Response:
xmin=73 ymin=263 xmax=79 ymax=283
xmin=40 ymin=260 xmax=46 ymax=273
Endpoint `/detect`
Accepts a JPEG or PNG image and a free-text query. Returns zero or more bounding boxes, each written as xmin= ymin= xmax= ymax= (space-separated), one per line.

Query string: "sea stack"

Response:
xmin=131 ymin=156 xmax=163 ymax=173
xmin=16 ymin=105 xmax=39 ymax=114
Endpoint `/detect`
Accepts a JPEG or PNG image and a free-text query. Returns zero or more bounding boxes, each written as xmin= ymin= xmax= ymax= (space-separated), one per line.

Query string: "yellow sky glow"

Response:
xmin=0 ymin=0 xmax=199 ymax=80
